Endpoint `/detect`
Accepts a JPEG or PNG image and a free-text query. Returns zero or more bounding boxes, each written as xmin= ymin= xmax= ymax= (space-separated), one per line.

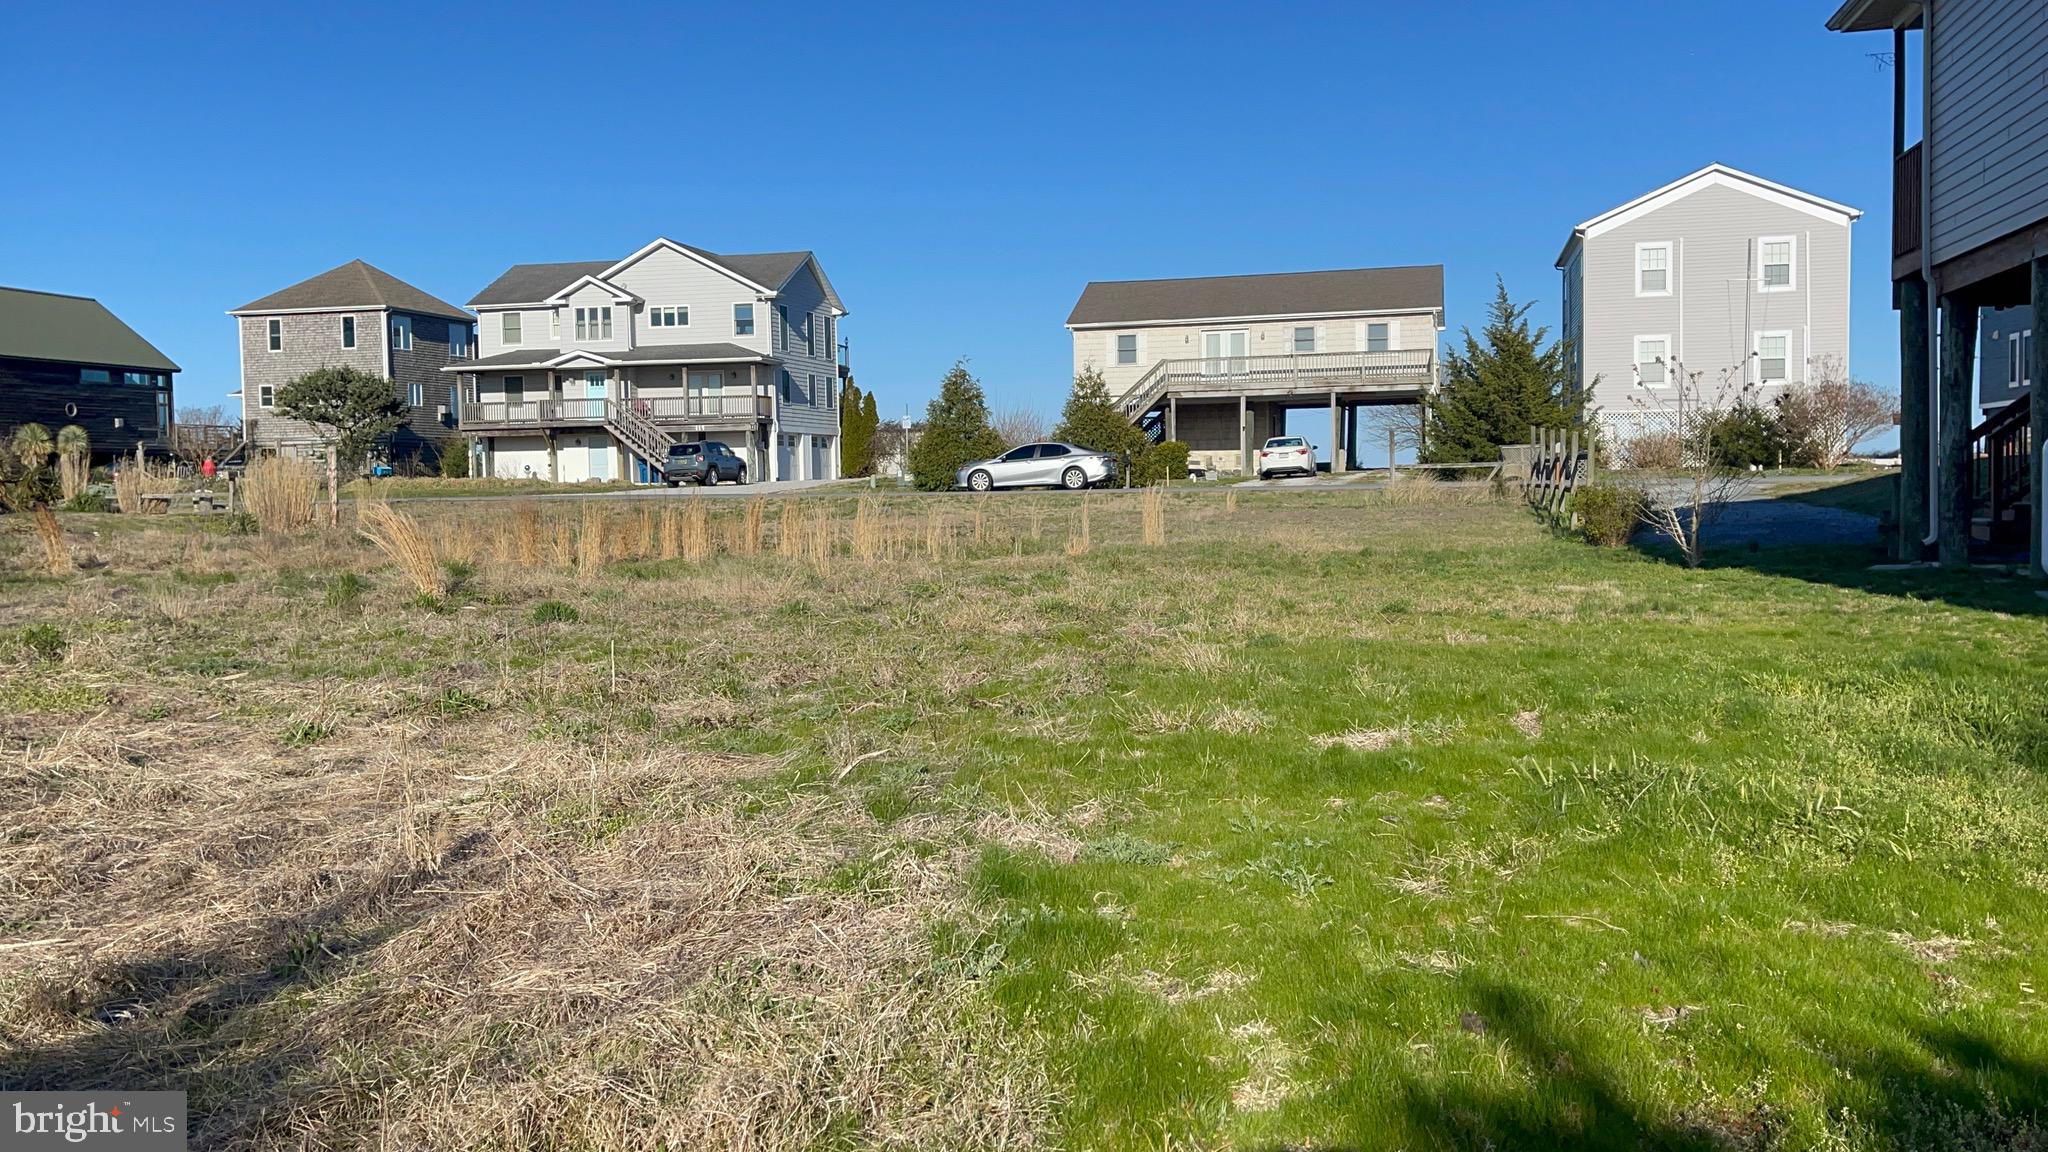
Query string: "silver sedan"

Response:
xmin=956 ymin=442 xmax=1117 ymax=491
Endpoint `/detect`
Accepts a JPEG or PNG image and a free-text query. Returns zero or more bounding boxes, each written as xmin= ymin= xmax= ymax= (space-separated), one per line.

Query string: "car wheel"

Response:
xmin=1258 ymin=471 xmax=1270 ymax=481
xmin=735 ymin=466 xmax=746 ymax=485
xmin=665 ymin=479 xmax=679 ymax=488
xmin=700 ymin=470 xmax=717 ymax=487
xmin=1061 ymin=466 xmax=1087 ymax=490
xmin=968 ymin=470 xmax=993 ymax=492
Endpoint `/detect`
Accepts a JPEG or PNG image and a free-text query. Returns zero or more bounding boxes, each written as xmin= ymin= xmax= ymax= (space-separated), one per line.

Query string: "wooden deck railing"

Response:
xmin=1117 ymin=349 xmax=1436 ymax=418
xmin=461 ymin=393 xmax=763 ymax=430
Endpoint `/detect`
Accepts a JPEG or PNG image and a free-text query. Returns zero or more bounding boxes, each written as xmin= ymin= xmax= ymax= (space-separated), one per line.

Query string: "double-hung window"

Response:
xmin=806 ymin=312 xmax=818 ymax=357
xmin=1754 ymin=331 xmax=1791 ymax=383
xmin=2010 ymin=329 xmax=2035 ymax=394
xmin=259 ymin=384 xmax=275 ymax=408
xmin=650 ymin=306 xmax=689 ymax=328
xmin=267 ymin=318 xmax=283 ymax=351
xmin=811 ymin=373 xmax=824 ymax=406
xmin=779 ymin=369 xmax=795 ymax=402
xmin=1364 ymin=321 xmax=1391 ymax=353
xmin=449 ymin=324 xmax=469 ymax=359
xmin=1115 ymin=333 xmax=1139 ymax=365
xmin=734 ymin=303 xmax=755 ymax=335
xmin=502 ymin=312 xmax=522 ymax=345
xmin=1292 ymin=326 xmax=1316 ymax=354
xmin=575 ymin=306 xmax=613 ymax=341
xmin=1759 ymin=236 xmax=1795 ymax=291
xmin=1636 ymin=242 xmax=1672 ymax=296
xmin=778 ymin=305 xmax=790 ymax=351
xmin=1634 ymin=335 xmax=1670 ymax=387
xmin=391 ymin=314 xmax=413 ymax=352
xmin=341 ymin=315 xmax=356 ymax=348
xmin=408 ymin=380 xmax=424 ymax=407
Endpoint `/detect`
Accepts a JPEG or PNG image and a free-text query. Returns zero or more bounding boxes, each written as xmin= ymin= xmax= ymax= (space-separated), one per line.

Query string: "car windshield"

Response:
xmin=1266 ymin=437 xmax=1307 ymax=449
xmin=668 ymin=445 xmax=700 ymax=457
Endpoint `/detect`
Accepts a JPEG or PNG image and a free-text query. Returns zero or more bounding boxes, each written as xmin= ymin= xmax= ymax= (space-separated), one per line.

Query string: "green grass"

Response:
xmin=4 ymin=492 xmax=2043 ymax=1150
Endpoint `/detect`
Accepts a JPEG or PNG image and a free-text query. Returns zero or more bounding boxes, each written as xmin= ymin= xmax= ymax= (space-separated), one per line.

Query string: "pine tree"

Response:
xmin=1422 ymin=278 xmax=1584 ymax=463
xmin=857 ymin=391 xmax=879 ymax=476
xmin=907 ymin=361 xmax=1005 ymax=490
xmin=1052 ymin=367 xmax=1148 ymax=461
xmin=838 ymin=375 xmax=873 ymax=477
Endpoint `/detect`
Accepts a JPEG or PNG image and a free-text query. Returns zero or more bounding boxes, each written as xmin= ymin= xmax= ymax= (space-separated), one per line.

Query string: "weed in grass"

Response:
xmin=30 ymin=506 xmax=71 ymax=575
xmin=357 ymin=501 xmax=444 ymax=596
xmin=17 ymin=623 xmax=64 ymax=663
xmin=324 ymin=572 xmax=368 ymax=611
xmin=531 ymin=599 xmax=580 ymax=624
xmin=242 ymin=456 xmax=320 ymax=532
xmin=279 ymin=718 xmax=334 ymax=746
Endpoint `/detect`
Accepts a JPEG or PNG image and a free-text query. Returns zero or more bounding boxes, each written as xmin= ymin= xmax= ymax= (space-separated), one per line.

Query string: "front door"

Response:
xmin=688 ymin=370 xmax=722 ymax=416
xmin=1202 ymin=330 xmax=1249 ymax=376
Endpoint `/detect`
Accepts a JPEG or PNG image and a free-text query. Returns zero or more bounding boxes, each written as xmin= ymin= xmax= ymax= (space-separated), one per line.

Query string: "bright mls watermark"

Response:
xmin=5 ymin=1092 xmax=186 ymax=1149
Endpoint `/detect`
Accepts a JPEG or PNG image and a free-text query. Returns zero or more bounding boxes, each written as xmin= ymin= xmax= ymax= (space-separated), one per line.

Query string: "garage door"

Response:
xmin=777 ymin=434 xmax=796 ymax=482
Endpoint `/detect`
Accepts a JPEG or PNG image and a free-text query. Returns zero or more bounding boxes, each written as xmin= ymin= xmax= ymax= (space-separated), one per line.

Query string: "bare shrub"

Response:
xmin=112 ymin=460 xmax=179 ymax=516
xmin=993 ymin=407 xmax=1049 ymax=448
xmin=242 ymin=457 xmax=320 ymax=532
xmin=1625 ymin=363 xmax=1761 ymax=567
xmin=1616 ymin=428 xmax=1683 ymax=471
xmin=356 ymin=501 xmax=443 ymax=596
xmin=1773 ymin=355 xmax=1899 ymax=470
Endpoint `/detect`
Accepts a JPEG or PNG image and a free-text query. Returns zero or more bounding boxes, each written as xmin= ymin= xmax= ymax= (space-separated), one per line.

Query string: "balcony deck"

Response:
xmin=1893 ymin=142 xmax=1922 ymax=278
xmin=1120 ymin=349 xmax=1436 ymax=418
xmin=460 ymin=394 xmax=766 ymax=434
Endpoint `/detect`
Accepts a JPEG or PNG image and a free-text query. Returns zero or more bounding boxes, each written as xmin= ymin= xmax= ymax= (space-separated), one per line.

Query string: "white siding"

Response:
xmin=1927 ymin=0 xmax=2048 ymax=267
xmin=608 ymin=246 xmax=773 ymax=356
xmin=478 ymin=308 xmax=559 ymax=358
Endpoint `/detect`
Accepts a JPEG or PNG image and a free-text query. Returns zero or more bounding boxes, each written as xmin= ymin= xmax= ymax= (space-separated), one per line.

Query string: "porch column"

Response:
xmin=1238 ymin=393 xmax=1250 ymax=474
xmin=2032 ymin=256 xmax=2047 ymax=579
xmin=1936 ymin=292 xmax=1977 ymax=567
xmin=545 ymin=429 xmax=559 ymax=483
xmin=1166 ymin=394 xmax=1177 ymax=442
xmin=1896 ymin=275 xmax=1932 ymax=559
xmin=1329 ymin=392 xmax=1343 ymax=474
xmin=1346 ymin=405 xmax=1360 ymax=470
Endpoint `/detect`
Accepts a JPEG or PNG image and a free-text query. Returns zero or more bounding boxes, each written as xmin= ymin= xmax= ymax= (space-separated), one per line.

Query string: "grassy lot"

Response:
xmin=2 ymin=488 xmax=2044 ymax=1150
xmin=1774 ymin=472 xmax=1899 ymax=521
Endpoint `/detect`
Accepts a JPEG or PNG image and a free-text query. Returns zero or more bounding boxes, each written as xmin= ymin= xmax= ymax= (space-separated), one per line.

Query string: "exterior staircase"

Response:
xmin=604 ymin=398 xmax=678 ymax=475
xmin=1116 ymin=360 xmax=1173 ymax=422
xmin=1969 ymin=392 xmax=2033 ymax=552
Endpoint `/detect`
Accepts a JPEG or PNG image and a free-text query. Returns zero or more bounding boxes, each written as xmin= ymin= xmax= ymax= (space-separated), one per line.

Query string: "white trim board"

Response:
xmin=1556 ymin=163 xmax=1861 ymax=267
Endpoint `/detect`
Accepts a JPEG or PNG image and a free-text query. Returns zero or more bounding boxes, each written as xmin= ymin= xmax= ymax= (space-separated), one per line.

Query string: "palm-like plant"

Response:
xmin=55 ymin=424 xmax=91 ymax=500
xmin=10 ymin=422 xmax=54 ymax=469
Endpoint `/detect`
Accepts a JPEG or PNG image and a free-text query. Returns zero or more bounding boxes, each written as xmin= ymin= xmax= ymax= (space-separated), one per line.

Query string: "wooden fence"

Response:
xmin=1525 ymin=425 xmax=1591 ymax=521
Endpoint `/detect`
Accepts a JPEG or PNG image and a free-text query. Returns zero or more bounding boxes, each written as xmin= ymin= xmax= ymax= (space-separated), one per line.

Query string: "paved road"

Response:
xmin=1632 ymin=476 xmax=1883 ymax=549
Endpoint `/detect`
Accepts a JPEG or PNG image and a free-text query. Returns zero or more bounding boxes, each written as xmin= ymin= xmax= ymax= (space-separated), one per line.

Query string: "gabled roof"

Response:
xmin=1555 ymin=163 xmax=1863 ymax=267
xmin=231 ymin=259 xmax=473 ymax=321
xmin=0 ymin=286 xmax=180 ymax=372
xmin=543 ymin=274 xmax=643 ymax=305
xmin=467 ymin=241 xmax=845 ymax=313
xmin=1066 ymin=265 xmax=1444 ymax=328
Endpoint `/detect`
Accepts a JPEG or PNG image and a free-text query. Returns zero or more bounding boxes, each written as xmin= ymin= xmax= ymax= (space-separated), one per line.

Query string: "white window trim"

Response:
xmin=340 ymin=315 xmax=356 ymax=349
xmin=408 ymin=380 xmax=424 ymax=407
xmin=1752 ymin=329 xmax=1794 ymax=385
xmin=1757 ymin=235 xmax=1797 ymax=293
xmin=391 ymin=314 xmax=413 ymax=352
xmin=1291 ymin=325 xmax=1318 ymax=354
xmin=1114 ymin=332 xmax=1143 ymax=366
xmin=267 ymin=317 xmax=282 ymax=352
xmin=1633 ymin=334 xmax=1672 ymax=388
xmin=258 ymin=383 xmax=276 ymax=408
xmin=502 ymin=312 xmax=523 ymax=346
xmin=651 ymin=305 xmax=690 ymax=328
xmin=549 ymin=311 xmax=560 ymax=340
xmin=734 ymin=303 xmax=755 ymax=336
xmin=1635 ymin=241 xmax=1673 ymax=297
xmin=1356 ymin=319 xmax=1399 ymax=354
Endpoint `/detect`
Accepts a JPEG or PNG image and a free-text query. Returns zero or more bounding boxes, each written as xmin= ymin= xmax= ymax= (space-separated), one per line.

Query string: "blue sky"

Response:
xmin=2 ymin=1 xmax=1902 ymax=442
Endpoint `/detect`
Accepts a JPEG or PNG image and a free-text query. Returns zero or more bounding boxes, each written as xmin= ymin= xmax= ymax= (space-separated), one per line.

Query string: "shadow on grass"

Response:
xmin=1384 ymin=981 xmax=2046 ymax=1152
xmin=0 ymin=831 xmax=490 ymax=1145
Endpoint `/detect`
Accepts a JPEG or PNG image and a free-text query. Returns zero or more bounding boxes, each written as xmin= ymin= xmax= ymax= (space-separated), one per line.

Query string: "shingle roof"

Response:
xmin=0 ymin=286 xmax=180 ymax=372
xmin=440 ymin=342 xmax=772 ymax=373
xmin=232 ymin=260 xmax=473 ymax=321
xmin=609 ymin=342 xmax=769 ymax=363
xmin=466 ymin=244 xmax=843 ymax=312
xmin=1066 ymin=265 xmax=1444 ymax=326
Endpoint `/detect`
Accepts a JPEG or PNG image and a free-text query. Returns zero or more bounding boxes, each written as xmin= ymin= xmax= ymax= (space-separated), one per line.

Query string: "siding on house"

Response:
xmin=1978 ymin=303 xmax=2034 ymax=410
xmin=608 ymin=246 xmax=774 ymax=357
xmin=240 ymin=311 xmax=389 ymax=452
xmin=769 ymin=261 xmax=841 ymax=439
xmin=0 ymin=356 xmax=170 ymax=462
xmin=1071 ymin=310 xmax=1440 ymax=397
xmin=1926 ymin=0 xmax=2048 ymax=267
xmin=1569 ymin=179 xmax=1853 ymax=420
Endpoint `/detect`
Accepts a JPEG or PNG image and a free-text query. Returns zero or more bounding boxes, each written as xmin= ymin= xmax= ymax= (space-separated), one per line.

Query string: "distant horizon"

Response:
xmin=5 ymin=1 xmax=1921 ymax=463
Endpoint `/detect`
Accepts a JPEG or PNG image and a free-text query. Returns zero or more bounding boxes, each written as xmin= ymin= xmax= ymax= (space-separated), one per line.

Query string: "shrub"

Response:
xmin=1571 ymin=483 xmax=1647 ymax=547
xmin=18 ymin=623 xmax=64 ymax=663
xmin=531 ymin=600 xmax=580 ymax=624
xmin=1130 ymin=440 xmax=1191 ymax=486
xmin=220 ymin=511 xmax=259 ymax=535
xmin=63 ymin=490 xmax=112 ymax=513
xmin=244 ymin=457 xmax=321 ymax=532
xmin=440 ymin=442 xmax=472 ymax=479
xmin=1616 ymin=429 xmax=1683 ymax=471
xmin=1708 ymin=401 xmax=1785 ymax=469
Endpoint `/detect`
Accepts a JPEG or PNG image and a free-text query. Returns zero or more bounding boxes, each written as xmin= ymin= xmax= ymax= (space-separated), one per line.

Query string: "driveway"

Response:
xmin=1632 ymin=476 xmax=1883 ymax=549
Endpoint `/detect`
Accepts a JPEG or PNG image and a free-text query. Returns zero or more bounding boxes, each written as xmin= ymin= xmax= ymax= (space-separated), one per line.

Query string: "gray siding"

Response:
xmin=1577 ymin=182 xmax=1851 ymax=418
xmin=241 ymin=309 xmax=468 ymax=462
xmin=769 ymin=261 xmax=841 ymax=439
xmin=1927 ymin=0 xmax=2048 ymax=267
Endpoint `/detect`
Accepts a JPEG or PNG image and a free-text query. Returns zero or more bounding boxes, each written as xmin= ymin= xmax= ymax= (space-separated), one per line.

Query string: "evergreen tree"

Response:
xmin=907 ymin=361 xmax=1005 ymax=490
xmin=274 ymin=365 xmax=406 ymax=469
xmin=1052 ymin=367 xmax=1148 ymax=462
xmin=838 ymin=376 xmax=868 ymax=476
xmin=858 ymin=391 xmax=879 ymax=476
xmin=1422 ymin=278 xmax=1584 ymax=463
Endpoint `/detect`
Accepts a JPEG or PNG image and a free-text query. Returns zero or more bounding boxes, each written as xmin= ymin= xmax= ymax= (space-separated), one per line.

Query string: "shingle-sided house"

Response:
xmin=0 ymin=285 xmax=179 ymax=463
xmin=1555 ymin=164 xmax=1861 ymax=443
xmin=231 ymin=261 xmax=476 ymax=466
xmin=1066 ymin=266 xmax=1443 ymax=476
xmin=450 ymin=238 xmax=846 ymax=484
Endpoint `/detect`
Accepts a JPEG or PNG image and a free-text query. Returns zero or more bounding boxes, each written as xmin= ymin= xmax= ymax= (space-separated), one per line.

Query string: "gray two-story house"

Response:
xmin=1556 ymin=164 xmax=1860 ymax=444
xmin=450 ymin=238 xmax=846 ymax=484
xmin=231 ymin=261 xmax=476 ymax=467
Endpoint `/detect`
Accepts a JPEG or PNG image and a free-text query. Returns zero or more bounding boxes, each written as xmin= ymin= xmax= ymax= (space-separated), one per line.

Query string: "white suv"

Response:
xmin=1255 ymin=436 xmax=1316 ymax=480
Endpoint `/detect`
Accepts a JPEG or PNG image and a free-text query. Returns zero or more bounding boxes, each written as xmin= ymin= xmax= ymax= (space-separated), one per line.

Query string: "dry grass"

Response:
xmin=681 ymin=499 xmax=713 ymax=563
xmin=1067 ymin=494 xmax=1093 ymax=556
xmin=242 ymin=457 xmax=320 ymax=532
xmin=31 ymin=505 xmax=71 ymax=575
xmin=112 ymin=461 xmax=179 ymax=516
xmin=355 ymin=501 xmax=443 ymax=596
xmin=1139 ymin=485 xmax=1166 ymax=546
